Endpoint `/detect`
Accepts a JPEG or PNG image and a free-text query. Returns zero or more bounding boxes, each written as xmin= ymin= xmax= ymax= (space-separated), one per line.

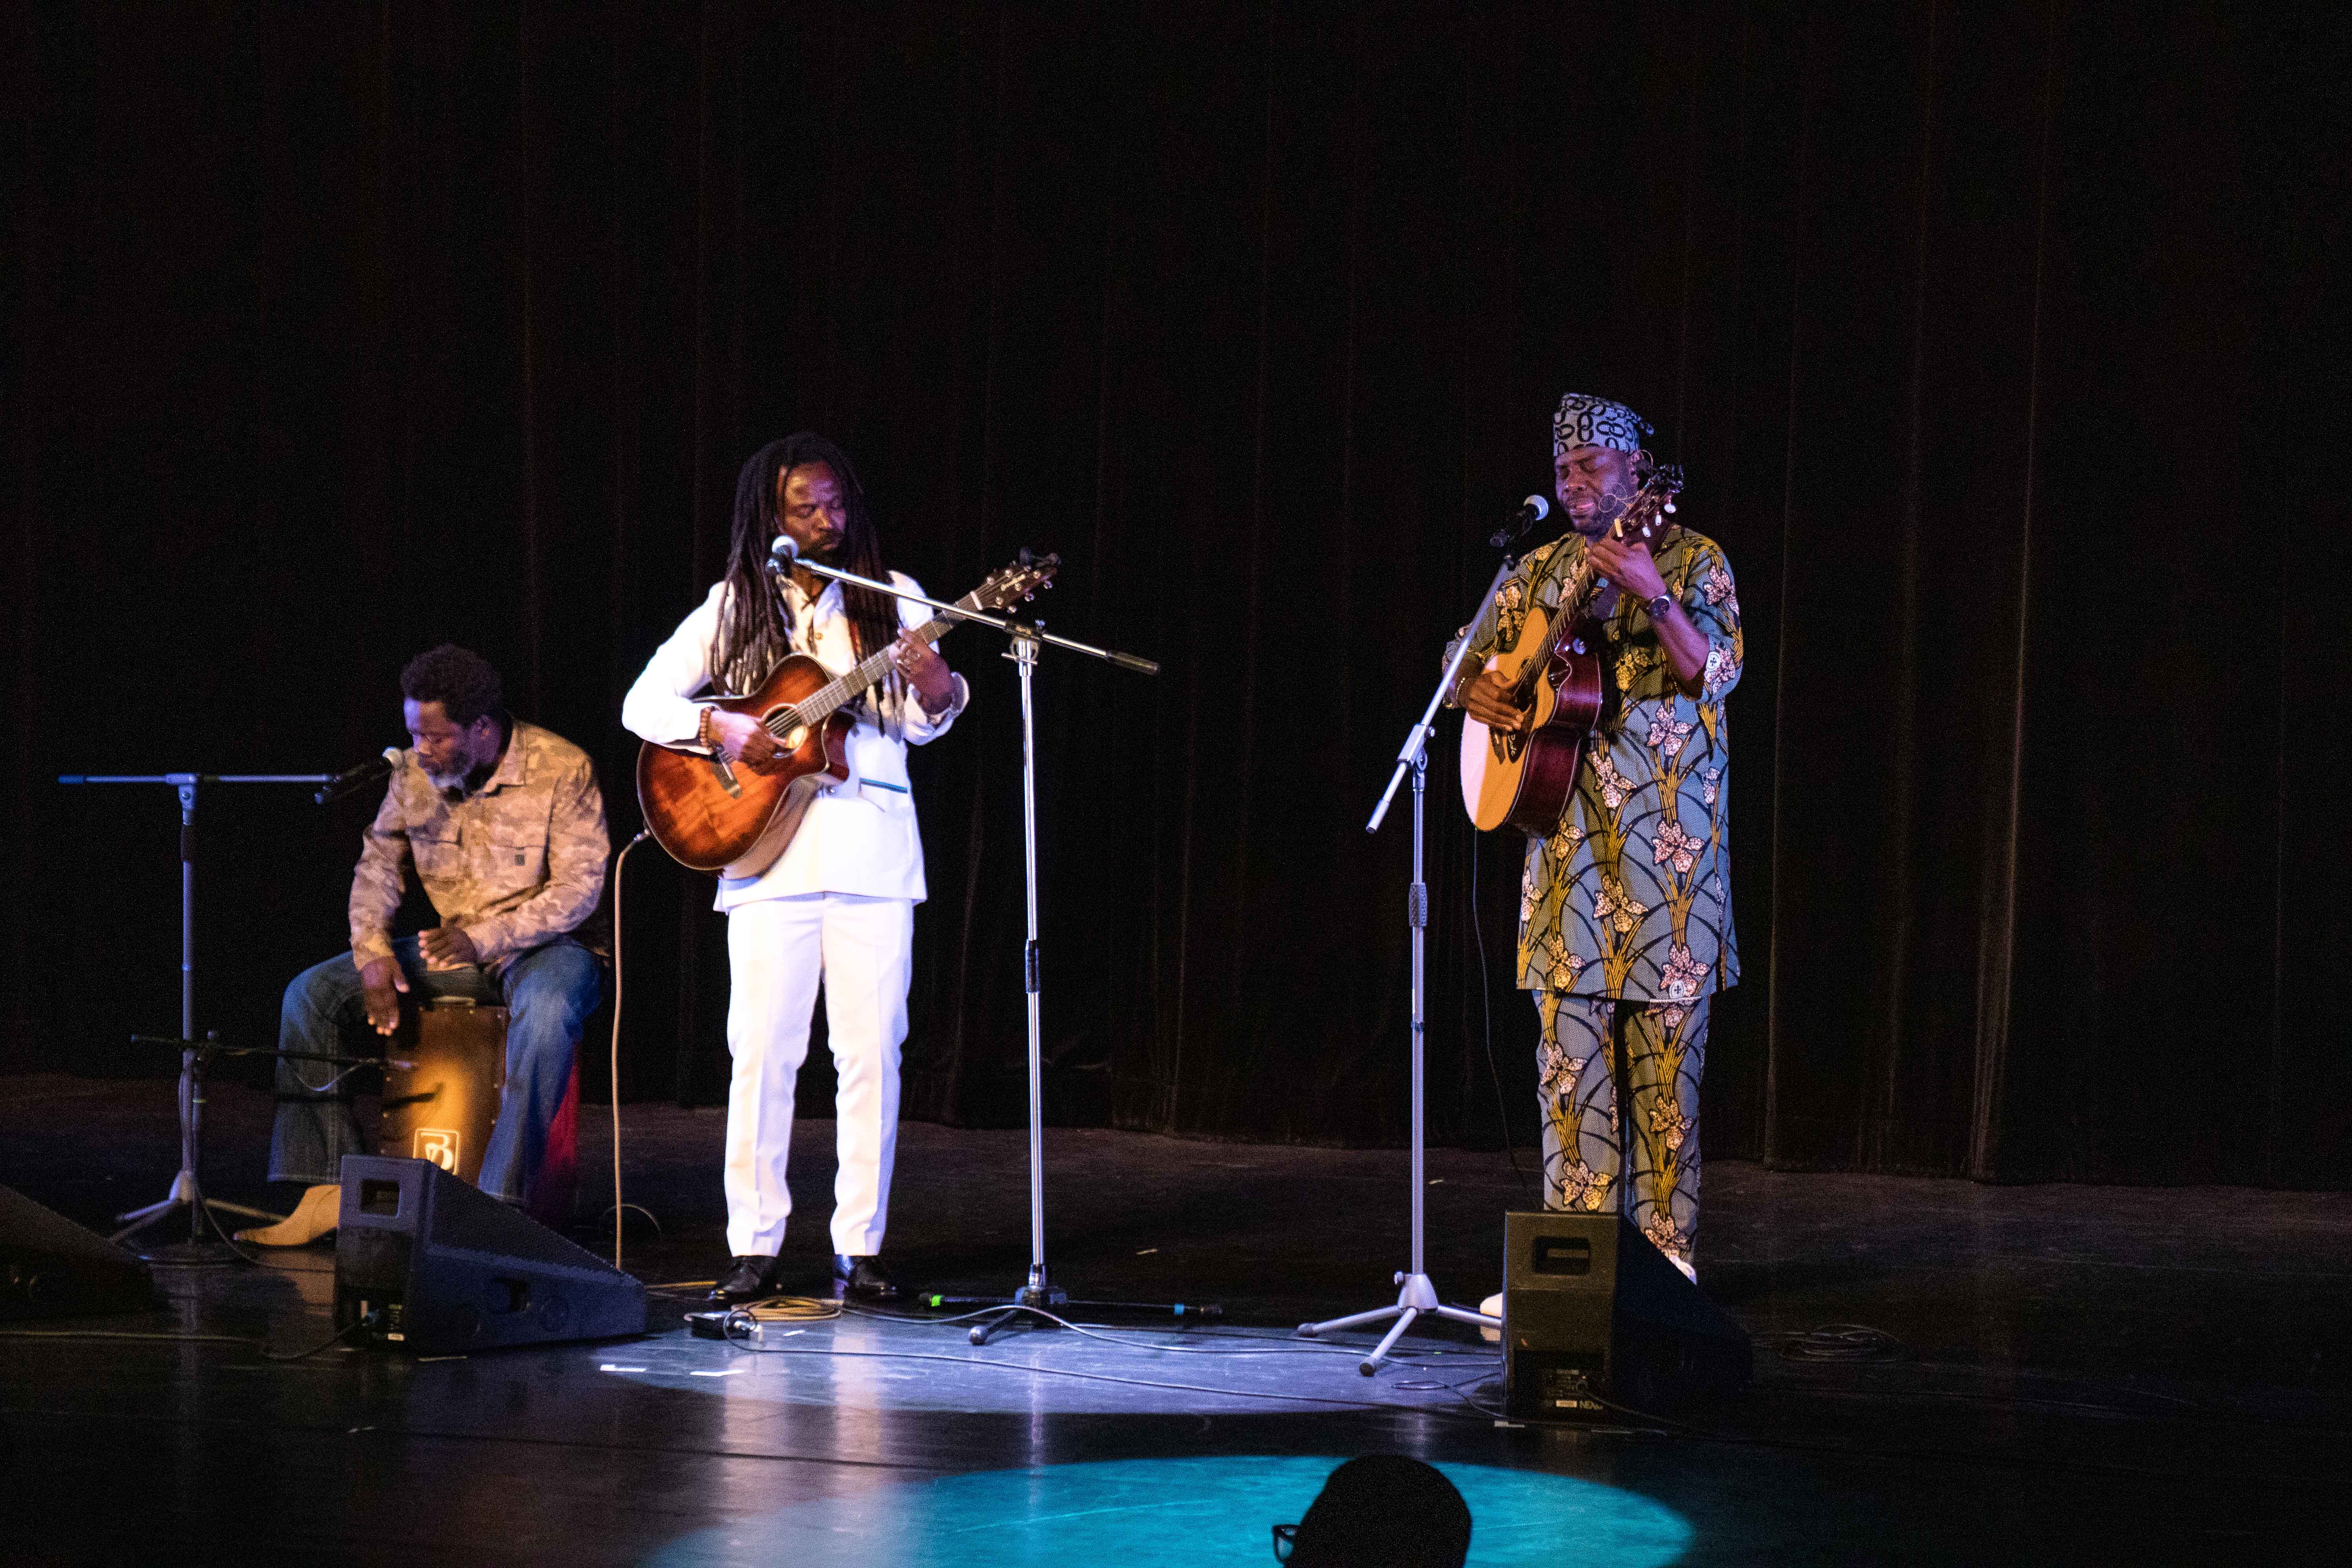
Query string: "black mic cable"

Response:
xmin=1489 ymin=494 xmax=1550 ymax=550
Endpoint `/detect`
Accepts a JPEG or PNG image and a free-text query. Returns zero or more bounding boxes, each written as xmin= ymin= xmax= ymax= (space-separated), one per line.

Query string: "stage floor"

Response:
xmin=4 ymin=1072 xmax=2348 ymax=1564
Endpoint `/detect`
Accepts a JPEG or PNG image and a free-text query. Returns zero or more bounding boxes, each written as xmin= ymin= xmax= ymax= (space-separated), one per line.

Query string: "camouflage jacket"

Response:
xmin=348 ymin=720 xmax=609 ymax=973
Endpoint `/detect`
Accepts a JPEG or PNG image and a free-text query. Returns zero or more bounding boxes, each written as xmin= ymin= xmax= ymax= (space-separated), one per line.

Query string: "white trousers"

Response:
xmin=722 ymin=892 xmax=912 ymax=1258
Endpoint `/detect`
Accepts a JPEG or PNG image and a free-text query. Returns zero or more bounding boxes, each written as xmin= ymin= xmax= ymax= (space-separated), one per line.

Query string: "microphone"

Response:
xmin=768 ymin=534 xmax=798 ymax=569
xmin=1490 ymin=494 xmax=1549 ymax=548
xmin=316 ymin=747 xmax=402 ymax=806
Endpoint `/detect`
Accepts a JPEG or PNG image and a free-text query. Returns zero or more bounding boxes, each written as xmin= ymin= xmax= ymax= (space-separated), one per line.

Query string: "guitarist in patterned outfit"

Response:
xmin=1450 ymin=393 xmax=1742 ymax=1284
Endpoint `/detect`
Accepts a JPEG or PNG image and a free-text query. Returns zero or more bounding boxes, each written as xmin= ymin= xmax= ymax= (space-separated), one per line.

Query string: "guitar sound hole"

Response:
xmin=778 ymin=723 xmax=809 ymax=752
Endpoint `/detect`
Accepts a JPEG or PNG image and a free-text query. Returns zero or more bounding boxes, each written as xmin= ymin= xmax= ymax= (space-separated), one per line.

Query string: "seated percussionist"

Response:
xmin=241 ymin=644 xmax=609 ymax=1245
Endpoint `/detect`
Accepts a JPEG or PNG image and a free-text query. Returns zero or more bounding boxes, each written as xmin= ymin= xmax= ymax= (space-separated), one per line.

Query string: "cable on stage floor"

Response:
xmin=842 ymin=1300 xmax=1501 ymax=1367
xmin=732 ymin=1295 xmax=842 ymax=1322
xmin=261 ymin=1317 xmax=370 ymax=1363
xmin=1755 ymin=1322 xmax=1907 ymax=1363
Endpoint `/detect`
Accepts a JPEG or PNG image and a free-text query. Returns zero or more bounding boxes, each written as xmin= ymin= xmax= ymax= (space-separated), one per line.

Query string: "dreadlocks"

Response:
xmin=712 ymin=433 xmax=904 ymax=693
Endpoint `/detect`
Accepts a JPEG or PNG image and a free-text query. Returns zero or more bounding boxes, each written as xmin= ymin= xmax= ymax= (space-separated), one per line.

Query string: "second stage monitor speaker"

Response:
xmin=1501 ymin=1209 xmax=1751 ymax=1419
xmin=1 ymin=1185 xmax=157 ymax=1322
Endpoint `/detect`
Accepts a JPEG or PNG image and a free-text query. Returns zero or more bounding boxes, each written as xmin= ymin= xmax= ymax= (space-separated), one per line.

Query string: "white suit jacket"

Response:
xmin=622 ymin=573 xmax=968 ymax=909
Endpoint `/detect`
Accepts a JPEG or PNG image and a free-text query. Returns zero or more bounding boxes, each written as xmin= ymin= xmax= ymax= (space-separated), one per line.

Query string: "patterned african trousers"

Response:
xmin=1535 ymin=991 xmax=1709 ymax=1269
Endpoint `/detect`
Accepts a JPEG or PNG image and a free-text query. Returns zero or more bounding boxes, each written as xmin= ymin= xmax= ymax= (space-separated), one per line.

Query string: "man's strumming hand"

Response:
xmin=707 ymin=709 xmax=784 ymax=771
xmin=1460 ymin=669 xmax=1528 ymax=732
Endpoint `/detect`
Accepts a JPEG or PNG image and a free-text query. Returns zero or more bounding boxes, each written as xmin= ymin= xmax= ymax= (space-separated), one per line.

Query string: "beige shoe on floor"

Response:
xmin=236 ymin=1183 xmax=341 ymax=1246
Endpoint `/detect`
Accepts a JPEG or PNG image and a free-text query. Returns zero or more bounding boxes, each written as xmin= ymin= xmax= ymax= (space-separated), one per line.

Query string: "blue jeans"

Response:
xmin=269 ymin=936 xmax=603 ymax=1202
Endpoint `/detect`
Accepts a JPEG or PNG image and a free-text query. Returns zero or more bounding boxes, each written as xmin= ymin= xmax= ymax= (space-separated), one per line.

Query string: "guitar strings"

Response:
xmin=1503 ymin=471 xmax=1680 ymax=706
xmin=758 ymin=608 xmax=960 ymax=737
xmin=746 ymin=565 xmax=1042 ymax=743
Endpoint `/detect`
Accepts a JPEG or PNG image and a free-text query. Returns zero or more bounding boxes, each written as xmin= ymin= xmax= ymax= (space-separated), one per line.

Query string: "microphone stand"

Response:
xmin=56 ymin=770 xmax=340 ymax=1263
xmin=770 ymin=553 xmax=1208 ymax=1341
xmin=130 ymin=1035 xmax=416 ymax=1073
xmin=1296 ymin=540 xmax=1523 ymax=1374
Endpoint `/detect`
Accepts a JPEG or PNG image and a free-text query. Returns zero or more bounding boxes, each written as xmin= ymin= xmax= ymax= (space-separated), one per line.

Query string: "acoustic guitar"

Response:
xmin=637 ymin=554 xmax=1058 ymax=873
xmin=1458 ymin=466 xmax=1683 ymax=833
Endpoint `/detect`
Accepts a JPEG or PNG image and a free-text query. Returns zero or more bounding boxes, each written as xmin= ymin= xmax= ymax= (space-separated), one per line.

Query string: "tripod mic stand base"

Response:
xmin=965 ymin=1281 xmax=1073 ymax=1346
xmin=1298 ymin=1272 xmax=1500 ymax=1376
xmin=113 ymin=1171 xmax=281 ymax=1265
xmin=117 ymin=1193 xmax=282 ymax=1233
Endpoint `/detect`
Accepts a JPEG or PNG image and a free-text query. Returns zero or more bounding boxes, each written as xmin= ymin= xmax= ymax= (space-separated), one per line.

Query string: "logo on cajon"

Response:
xmin=413 ymin=1128 xmax=461 ymax=1172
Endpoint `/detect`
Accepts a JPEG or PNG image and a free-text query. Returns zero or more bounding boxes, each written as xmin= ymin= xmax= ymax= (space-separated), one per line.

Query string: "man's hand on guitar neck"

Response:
xmin=706 ymin=709 xmax=786 ymax=771
xmin=1460 ymin=669 xmax=1530 ymax=733
xmin=1586 ymin=532 xmax=1667 ymax=604
xmin=889 ymin=628 xmax=956 ymax=712
xmin=1586 ymin=535 xmax=1710 ymax=693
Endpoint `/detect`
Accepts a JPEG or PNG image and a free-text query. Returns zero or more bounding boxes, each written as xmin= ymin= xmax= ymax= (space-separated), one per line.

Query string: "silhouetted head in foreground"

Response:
xmin=1276 ymin=1455 xmax=1472 ymax=1568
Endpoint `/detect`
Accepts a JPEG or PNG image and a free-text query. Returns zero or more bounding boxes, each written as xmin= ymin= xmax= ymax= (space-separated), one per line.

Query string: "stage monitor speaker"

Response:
xmin=0 ymin=1185 xmax=158 ymax=1322
xmin=332 ymin=1155 xmax=645 ymax=1354
xmin=1502 ymin=1210 xmax=1751 ymax=1419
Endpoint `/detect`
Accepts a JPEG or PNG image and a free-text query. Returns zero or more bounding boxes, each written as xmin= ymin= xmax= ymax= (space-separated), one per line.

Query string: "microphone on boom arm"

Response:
xmin=315 ymin=747 xmax=403 ymax=806
xmin=1490 ymin=494 xmax=1550 ymax=550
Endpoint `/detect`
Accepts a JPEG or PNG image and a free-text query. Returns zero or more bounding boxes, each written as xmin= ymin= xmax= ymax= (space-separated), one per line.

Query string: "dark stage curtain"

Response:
xmin=7 ymin=3 xmax=2346 ymax=1185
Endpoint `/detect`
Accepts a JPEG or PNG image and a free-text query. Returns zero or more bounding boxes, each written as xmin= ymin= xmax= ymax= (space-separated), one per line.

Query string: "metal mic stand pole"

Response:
xmin=130 ymin=1036 xmax=417 ymax=1074
xmin=1296 ymin=548 xmax=1521 ymax=1374
xmin=56 ymin=771 xmax=337 ymax=1263
xmin=773 ymin=552 xmax=1203 ymax=1342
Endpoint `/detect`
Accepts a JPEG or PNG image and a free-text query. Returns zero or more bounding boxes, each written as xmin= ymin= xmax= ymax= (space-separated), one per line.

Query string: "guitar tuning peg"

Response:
xmin=1664 ymin=501 xmax=1677 ymax=514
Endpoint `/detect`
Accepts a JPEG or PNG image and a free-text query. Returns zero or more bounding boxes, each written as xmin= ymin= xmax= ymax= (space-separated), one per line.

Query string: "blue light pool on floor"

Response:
xmin=646 ymin=1454 xmax=1692 ymax=1566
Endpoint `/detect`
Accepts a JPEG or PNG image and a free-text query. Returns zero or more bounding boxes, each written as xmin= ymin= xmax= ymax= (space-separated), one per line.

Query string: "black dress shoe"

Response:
xmin=710 ymin=1255 xmax=780 ymax=1304
xmin=833 ymin=1253 xmax=901 ymax=1303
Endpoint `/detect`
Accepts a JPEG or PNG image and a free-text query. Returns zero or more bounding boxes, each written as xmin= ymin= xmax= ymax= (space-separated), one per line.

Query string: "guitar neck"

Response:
xmin=1507 ymin=510 xmax=1648 ymax=697
xmin=1556 ymin=553 xmax=1604 ymax=624
xmin=783 ymin=595 xmax=977 ymax=725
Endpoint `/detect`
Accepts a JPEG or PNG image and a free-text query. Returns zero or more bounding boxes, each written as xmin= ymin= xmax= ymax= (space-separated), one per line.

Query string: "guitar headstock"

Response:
xmin=1608 ymin=463 xmax=1686 ymax=547
xmin=973 ymin=550 xmax=1061 ymax=612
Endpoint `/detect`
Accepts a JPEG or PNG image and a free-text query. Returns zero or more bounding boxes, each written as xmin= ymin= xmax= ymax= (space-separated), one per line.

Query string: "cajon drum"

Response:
xmin=381 ymin=997 xmax=509 ymax=1186
xmin=377 ymin=995 xmax=583 ymax=1224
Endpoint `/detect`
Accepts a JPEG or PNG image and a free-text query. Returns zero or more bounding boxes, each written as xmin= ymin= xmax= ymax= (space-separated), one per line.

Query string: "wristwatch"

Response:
xmin=1645 ymin=592 xmax=1675 ymax=624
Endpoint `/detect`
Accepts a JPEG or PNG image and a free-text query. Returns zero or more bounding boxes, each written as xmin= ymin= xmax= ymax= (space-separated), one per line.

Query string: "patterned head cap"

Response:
xmin=1552 ymin=393 xmax=1654 ymax=457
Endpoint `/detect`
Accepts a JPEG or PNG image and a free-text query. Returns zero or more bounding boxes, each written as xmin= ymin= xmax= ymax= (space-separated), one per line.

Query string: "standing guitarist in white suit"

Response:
xmin=622 ymin=432 xmax=968 ymax=1305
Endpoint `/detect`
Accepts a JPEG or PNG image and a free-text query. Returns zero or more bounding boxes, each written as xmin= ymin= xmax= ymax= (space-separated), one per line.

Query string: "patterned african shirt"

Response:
xmin=1454 ymin=524 xmax=1742 ymax=1000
